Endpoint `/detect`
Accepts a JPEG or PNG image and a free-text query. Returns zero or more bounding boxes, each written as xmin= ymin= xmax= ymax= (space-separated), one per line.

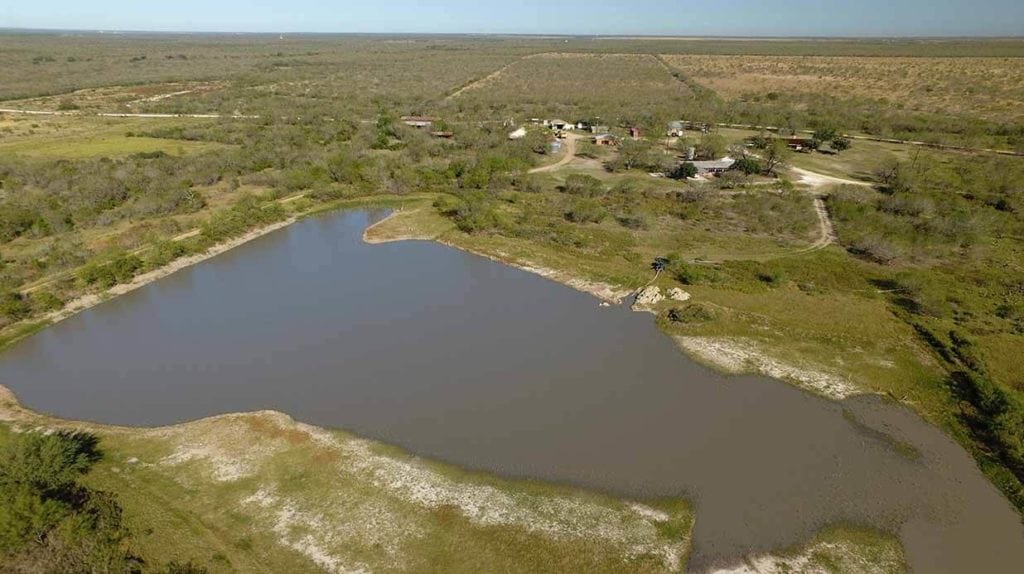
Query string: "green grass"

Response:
xmin=0 ymin=133 xmax=219 ymax=159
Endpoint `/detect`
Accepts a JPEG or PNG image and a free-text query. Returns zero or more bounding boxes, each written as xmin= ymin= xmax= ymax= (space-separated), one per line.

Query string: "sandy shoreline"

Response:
xmin=45 ymin=217 xmax=298 ymax=327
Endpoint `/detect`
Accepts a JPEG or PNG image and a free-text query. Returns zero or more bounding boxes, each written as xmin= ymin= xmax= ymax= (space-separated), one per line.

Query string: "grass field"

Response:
xmin=0 ymin=114 xmax=222 ymax=159
xmin=661 ymin=55 xmax=1024 ymax=123
xmin=448 ymin=52 xmax=694 ymax=120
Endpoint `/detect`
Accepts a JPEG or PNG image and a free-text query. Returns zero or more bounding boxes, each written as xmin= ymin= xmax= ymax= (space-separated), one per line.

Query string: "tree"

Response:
xmin=695 ymin=134 xmax=727 ymax=160
xmin=669 ymin=162 xmax=698 ymax=180
xmin=762 ymin=139 xmax=792 ymax=175
xmin=812 ymin=127 xmax=838 ymax=150
xmin=733 ymin=157 xmax=762 ymax=176
xmin=616 ymin=139 xmax=654 ymax=171
xmin=832 ymin=137 xmax=852 ymax=152
xmin=0 ymin=431 xmax=140 ymax=573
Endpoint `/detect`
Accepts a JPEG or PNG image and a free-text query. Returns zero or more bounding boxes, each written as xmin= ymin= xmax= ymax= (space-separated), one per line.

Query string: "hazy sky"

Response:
xmin=3 ymin=0 xmax=1023 ymax=36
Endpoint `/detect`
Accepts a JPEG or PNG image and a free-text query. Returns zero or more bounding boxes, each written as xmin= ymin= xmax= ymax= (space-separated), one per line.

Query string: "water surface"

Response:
xmin=2 ymin=210 xmax=1022 ymax=572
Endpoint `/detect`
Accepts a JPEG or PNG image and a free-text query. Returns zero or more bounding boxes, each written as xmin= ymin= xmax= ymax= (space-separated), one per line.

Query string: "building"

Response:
xmin=591 ymin=125 xmax=610 ymax=134
xmin=629 ymin=126 xmax=642 ymax=139
xmin=401 ymin=116 xmax=437 ymax=128
xmin=786 ymin=137 xmax=816 ymax=151
xmin=549 ymin=119 xmax=572 ymax=131
xmin=508 ymin=127 xmax=528 ymax=140
xmin=690 ymin=158 xmax=736 ymax=175
xmin=667 ymin=120 xmax=709 ymax=136
xmin=550 ymin=139 xmax=563 ymax=153
xmin=593 ymin=133 xmax=617 ymax=146
xmin=430 ymin=131 xmax=454 ymax=139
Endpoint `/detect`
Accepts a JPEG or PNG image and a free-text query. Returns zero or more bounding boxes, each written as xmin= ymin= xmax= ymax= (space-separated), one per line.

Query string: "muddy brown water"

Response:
xmin=1 ymin=210 xmax=1022 ymax=572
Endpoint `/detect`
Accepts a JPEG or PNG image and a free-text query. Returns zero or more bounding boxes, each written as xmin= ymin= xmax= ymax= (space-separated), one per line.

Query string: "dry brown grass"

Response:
xmin=661 ymin=55 xmax=1024 ymax=122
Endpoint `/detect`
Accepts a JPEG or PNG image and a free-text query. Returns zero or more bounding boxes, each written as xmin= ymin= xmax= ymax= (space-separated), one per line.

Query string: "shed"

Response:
xmin=401 ymin=116 xmax=437 ymax=128
xmin=593 ymin=133 xmax=617 ymax=146
xmin=786 ymin=137 xmax=816 ymax=151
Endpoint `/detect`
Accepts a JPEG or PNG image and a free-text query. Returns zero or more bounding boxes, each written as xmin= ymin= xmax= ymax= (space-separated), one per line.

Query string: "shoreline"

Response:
xmin=44 ymin=217 xmax=298 ymax=327
xmin=363 ymin=210 xmax=633 ymax=305
xmin=364 ymin=211 xmax=867 ymax=400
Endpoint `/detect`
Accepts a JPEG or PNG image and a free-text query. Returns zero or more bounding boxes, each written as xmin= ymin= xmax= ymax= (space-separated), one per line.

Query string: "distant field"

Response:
xmin=0 ymin=115 xmax=221 ymax=159
xmin=449 ymin=53 xmax=694 ymax=119
xmin=661 ymin=55 xmax=1024 ymax=123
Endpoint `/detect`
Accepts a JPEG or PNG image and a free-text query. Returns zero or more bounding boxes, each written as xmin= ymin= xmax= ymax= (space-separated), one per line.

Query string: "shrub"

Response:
xmin=564 ymin=199 xmax=607 ymax=224
xmin=0 ymin=292 xmax=32 ymax=321
xmin=847 ymin=235 xmax=902 ymax=265
xmin=561 ymin=174 xmax=605 ymax=197
xmin=673 ymin=262 xmax=720 ymax=285
xmin=667 ymin=303 xmax=717 ymax=324
xmin=30 ymin=291 xmax=63 ymax=313
xmin=615 ymin=212 xmax=649 ymax=230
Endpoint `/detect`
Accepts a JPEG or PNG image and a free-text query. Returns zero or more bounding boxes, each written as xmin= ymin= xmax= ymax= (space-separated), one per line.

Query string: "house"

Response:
xmin=401 ymin=116 xmax=437 ymax=128
xmin=550 ymin=119 xmax=572 ymax=131
xmin=786 ymin=137 xmax=816 ymax=151
xmin=667 ymin=120 xmax=709 ymax=136
xmin=508 ymin=127 xmax=528 ymax=140
xmin=593 ymin=133 xmax=617 ymax=146
xmin=690 ymin=158 xmax=736 ymax=175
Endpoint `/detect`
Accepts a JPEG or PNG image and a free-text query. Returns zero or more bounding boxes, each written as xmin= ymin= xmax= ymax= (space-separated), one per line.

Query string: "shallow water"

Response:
xmin=1 ymin=210 xmax=1021 ymax=572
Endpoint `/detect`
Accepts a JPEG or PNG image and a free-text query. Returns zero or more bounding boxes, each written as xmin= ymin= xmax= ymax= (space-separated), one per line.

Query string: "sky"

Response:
xmin=2 ymin=0 xmax=1023 ymax=37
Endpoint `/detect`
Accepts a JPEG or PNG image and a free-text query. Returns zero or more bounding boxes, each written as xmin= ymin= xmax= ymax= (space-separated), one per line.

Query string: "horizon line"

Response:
xmin=2 ymin=27 xmax=1023 ymax=41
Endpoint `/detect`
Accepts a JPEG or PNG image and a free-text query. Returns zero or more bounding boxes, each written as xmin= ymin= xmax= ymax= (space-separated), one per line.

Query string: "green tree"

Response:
xmin=733 ymin=157 xmax=762 ymax=175
xmin=763 ymin=139 xmax=792 ymax=175
xmin=669 ymin=162 xmax=698 ymax=180
xmin=812 ymin=127 xmax=838 ymax=149
xmin=832 ymin=137 xmax=852 ymax=152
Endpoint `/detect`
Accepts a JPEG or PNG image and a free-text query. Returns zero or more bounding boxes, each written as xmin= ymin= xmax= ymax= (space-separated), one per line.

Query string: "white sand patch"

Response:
xmin=160 ymin=443 xmax=253 ymax=482
xmin=675 ymin=336 xmax=861 ymax=400
xmin=242 ymin=487 xmax=403 ymax=573
xmin=711 ymin=540 xmax=900 ymax=574
xmin=341 ymin=439 xmax=687 ymax=570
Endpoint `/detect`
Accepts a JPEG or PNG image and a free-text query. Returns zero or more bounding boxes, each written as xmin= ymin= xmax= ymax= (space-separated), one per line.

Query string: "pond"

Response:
xmin=1 ymin=209 xmax=1021 ymax=572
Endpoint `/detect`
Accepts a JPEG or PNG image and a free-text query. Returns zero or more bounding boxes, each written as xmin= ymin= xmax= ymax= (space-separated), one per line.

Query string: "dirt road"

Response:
xmin=0 ymin=108 xmax=256 ymax=119
xmin=790 ymin=167 xmax=871 ymax=188
xmin=529 ymin=134 xmax=579 ymax=174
